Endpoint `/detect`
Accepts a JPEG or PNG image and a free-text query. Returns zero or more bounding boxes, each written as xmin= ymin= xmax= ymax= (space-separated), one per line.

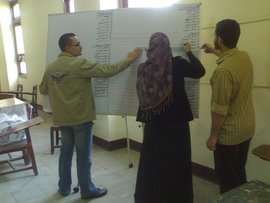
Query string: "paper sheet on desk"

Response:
xmin=0 ymin=113 xmax=26 ymax=146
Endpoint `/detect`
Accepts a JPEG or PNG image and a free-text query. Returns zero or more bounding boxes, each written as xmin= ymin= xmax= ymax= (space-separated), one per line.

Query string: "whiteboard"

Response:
xmin=45 ymin=3 xmax=201 ymax=117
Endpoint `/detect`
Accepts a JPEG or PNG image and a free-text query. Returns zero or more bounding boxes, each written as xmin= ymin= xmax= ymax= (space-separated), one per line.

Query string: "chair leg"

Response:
xmin=27 ymin=144 xmax=38 ymax=175
xmin=55 ymin=130 xmax=60 ymax=145
xmin=32 ymin=105 xmax=38 ymax=117
xmin=50 ymin=126 xmax=61 ymax=154
xmin=50 ymin=127 xmax=55 ymax=154
xmin=22 ymin=149 xmax=30 ymax=165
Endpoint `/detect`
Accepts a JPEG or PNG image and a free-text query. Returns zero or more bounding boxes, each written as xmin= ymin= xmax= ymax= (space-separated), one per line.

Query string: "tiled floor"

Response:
xmin=0 ymin=111 xmax=219 ymax=203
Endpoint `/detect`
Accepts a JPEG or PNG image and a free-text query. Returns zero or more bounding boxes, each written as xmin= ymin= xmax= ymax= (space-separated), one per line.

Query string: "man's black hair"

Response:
xmin=58 ymin=33 xmax=76 ymax=52
xmin=215 ymin=19 xmax=240 ymax=48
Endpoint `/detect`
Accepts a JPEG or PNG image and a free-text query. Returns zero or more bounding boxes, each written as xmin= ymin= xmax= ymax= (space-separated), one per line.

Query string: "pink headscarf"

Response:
xmin=136 ymin=32 xmax=173 ymax=120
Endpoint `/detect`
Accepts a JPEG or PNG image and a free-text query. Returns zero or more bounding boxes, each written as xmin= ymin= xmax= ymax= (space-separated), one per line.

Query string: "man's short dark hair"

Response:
xmin=215 ymin=19 xmax=240 ymax=48
xmin=58 ymin=33 xmax=76 ymax=52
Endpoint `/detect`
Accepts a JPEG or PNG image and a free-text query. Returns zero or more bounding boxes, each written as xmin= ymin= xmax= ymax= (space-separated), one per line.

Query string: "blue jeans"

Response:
xmin=58 ymin=122 xmax=97 ymax=197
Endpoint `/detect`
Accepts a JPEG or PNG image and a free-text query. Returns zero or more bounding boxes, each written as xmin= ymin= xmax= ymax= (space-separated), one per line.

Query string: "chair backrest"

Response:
xmin=16 ymin=84 xmax=23 ymax=100
xmin=32 ymin=85 xmax=37 ymax=104
xmin=31 ymin=85 xmax=38 ymax=117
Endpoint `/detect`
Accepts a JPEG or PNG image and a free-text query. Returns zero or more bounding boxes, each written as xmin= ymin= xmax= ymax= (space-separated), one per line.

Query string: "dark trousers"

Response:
xmin=214 ymin=138 xmax=252 ymax=194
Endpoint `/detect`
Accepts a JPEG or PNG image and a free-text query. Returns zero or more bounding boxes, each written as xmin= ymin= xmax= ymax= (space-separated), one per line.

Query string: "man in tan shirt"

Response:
xmin=201 ymin=19 xmax=255 ymax=193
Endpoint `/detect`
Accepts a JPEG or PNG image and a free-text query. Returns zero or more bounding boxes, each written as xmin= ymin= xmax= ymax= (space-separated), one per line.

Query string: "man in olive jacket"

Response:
xmin=39 ymin=33 xmax=141 ymax=199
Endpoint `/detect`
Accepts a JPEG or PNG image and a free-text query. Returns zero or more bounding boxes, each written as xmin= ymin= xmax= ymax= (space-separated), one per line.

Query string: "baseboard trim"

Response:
xmin=93 ymin=136 xmax=127 ymax=151
xmin=192 ymin=162 xmax=219 ymax=184
xmin=93 ymin=135 xmax=219 ymax=184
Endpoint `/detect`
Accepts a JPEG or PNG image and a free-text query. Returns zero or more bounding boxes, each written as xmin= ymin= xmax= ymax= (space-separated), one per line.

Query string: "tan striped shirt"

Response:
xmin=210 ymin=48 xmax=255 ymax=145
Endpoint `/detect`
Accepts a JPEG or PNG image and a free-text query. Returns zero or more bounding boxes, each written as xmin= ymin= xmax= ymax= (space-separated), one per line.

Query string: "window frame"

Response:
xmin=10 ymin=0 xmax=27 ymax=77
xmin=63 ymin=0 xmax=70 ymax=13
xmin=118 ymin=0 xmax=128 ymax=8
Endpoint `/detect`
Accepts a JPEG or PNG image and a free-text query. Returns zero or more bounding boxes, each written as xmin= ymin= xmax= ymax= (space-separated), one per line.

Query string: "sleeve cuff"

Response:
xmin=211 ymin=103 xmax=229 ymax=116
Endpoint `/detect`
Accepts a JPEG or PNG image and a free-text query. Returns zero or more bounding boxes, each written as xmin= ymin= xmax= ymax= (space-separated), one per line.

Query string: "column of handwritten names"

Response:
xmin=93 ymin=11 xmax=113 ymax=98
xmin=180 ymin=4 xmax=200 ymax=57
xmin=180 ymin=4 xmax=201 ymax=117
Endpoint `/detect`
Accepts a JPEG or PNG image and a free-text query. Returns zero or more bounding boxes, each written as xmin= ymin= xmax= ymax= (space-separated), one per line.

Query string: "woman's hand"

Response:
xmin=181 ymin=42 xmax=192 ymax=53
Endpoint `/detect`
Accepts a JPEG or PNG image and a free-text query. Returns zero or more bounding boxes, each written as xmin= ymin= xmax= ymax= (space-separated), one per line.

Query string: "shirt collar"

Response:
xmin=216 ymin=48 xmax=238 ymax=64
xmin=58 ymin=52 xmax=75 ymax=57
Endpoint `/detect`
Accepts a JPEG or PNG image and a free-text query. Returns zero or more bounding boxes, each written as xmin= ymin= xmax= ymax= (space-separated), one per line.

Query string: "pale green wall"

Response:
xmin=0 ymin=2 xmax=8 ymax=90
xmin=18 ymin=0 xmax=63 ymax=92
xmin=0 ymin=1 xmax=17 ymax=90
xmin=0 ymin=0 xmax=64 ymax=92
xmin=74 ymin=0 xmax=100 ymax=11
xmin=181 ymin=0 xmax=270 ymax=183
xmin=95 ymin=0 xmax=270 ymax=184
xmin=17 ymin=0 xmax=64 ymax=93
xmin=0 ymin=0 xmax=269 ymax=183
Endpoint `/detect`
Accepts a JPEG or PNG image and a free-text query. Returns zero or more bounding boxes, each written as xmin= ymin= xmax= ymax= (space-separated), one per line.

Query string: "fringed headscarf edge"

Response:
xmin=139 ymin=93 xmax=173 ymax=121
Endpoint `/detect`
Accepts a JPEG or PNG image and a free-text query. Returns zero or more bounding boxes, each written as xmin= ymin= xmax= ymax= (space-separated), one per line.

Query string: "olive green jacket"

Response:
xmin=39 ymin=52 xmax=132 ymax=126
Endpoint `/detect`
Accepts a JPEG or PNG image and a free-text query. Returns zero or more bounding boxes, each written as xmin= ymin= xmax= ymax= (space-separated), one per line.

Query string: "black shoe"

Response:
xmin=81 ymin=188 xmax=108 ymax=199
xmin=58 ymin=189 xmax=71 ymax=196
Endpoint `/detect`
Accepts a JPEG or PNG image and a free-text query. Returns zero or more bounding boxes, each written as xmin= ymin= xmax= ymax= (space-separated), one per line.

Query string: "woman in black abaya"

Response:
xmin=134 ymin=32 xmax=205 ymax=203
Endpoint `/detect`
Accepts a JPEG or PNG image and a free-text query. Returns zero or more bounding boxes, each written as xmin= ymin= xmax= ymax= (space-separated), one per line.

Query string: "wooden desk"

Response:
xmin=208 ymin=180 xmax=270 ymax=202
xmin=0 ymin=93 xmax=15 ymax=100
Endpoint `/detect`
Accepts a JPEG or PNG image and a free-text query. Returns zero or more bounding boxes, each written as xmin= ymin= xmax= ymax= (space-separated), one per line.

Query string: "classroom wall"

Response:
xmin=0 ymin=0 xmax=64 ymax=92
xmin=17 ymin=0 xmax=64 ymax=93
xmin=0 ymin=0 xmax=269 ymax=183
xmin=0 ymin=17 xmax=5 ymax=90
xmin=0 ymin=1 xmax=17 ymax=90
xmin=0 ymin=2 xmax=8 ymax=90
xmin=96 ymin=0 xmax=270 ymax=183
xmin=74 ymin=0 xmax=100 ymax=12
xmin=180 ymin=0 xmax=270 ymax=183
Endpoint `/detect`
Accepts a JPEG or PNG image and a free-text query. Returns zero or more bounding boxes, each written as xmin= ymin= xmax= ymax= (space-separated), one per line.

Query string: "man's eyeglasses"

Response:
xmin=69 ymin=44 xmax=81 ymax=47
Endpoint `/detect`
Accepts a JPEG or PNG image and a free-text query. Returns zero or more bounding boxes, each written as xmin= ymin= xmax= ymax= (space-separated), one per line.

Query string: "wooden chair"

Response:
xmin=0 ymin=117 xmax=43 ymax=176
xmin=253 ymin=145 xmax=270 ymax=161
xmin=0 ymin=98 xmax=43 ymax=176
xmin=21 ymin=85 xmax=38 ymax=118
xmin=0 ymin=95 xmax=29 ymax=166
xmin=50 ymin=125 xmax=61 ymax=154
